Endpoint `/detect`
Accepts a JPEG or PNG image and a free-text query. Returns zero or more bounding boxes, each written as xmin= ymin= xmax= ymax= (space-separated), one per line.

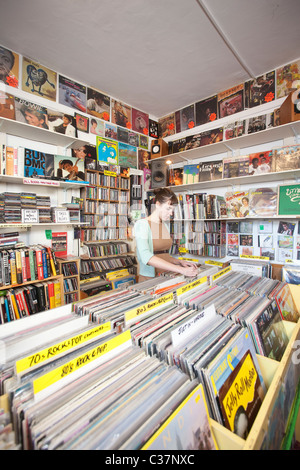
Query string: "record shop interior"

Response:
xmin=0 ymin=0 xmax=300 ymax=451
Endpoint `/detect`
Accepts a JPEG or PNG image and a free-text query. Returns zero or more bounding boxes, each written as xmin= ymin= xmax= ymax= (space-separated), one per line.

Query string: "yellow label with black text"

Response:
xmin=104 ymin=170 xmax=117 ymax=177
xmin=33 ymin=330 xmax=131 ymax=396
xmin=220 ymin=353 xmax=259 ymax=433
xmin=16 ymin=322 xmax=112 ymax=374
xmin=205 ymin=260 xmax=224 ymax=267
xmin=240 ymin=255 xmax=269 ymax=260
xmin=176 ymin=276 xmax=207 ymax=297
xmin=125 ymin=293 xmax=174 ymax=323
xmin=212 ymin=266 xmax=232 ymax=281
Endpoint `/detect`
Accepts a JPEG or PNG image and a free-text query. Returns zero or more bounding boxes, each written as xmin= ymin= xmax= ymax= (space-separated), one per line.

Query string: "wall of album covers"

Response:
xmin=0 ymin=43 xmax=161 ymax=170
xmin=158 ymin=59 xmax=300 ymax=141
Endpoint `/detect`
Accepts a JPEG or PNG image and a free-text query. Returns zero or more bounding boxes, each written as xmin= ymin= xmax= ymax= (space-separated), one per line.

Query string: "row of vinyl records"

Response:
xmin=0 ymin=278 xmax=62 ymax=324
xmin=150 ymin=185 xmax=292 ymax=221
xmin=80 ymin=255 xmax=136 ymax=276
xmin=83 ymin=241 xmax=130 ymax=258
xmin=80 ymin=227 xmax=128 ymax=242
xmin=0 ymin=263 xmax=298 ymax=449
xmin=0 ymin=245 xmax=59 ymax=287
xmin=168 ymin=143 xmax=300 ymax=186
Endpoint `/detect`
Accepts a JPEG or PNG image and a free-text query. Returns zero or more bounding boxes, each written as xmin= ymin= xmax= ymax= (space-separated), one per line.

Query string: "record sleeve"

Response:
xmin=218 ymin=350 xmax=265 ymax=439
xmin=249 ymin=187 xmax=277 ymax=217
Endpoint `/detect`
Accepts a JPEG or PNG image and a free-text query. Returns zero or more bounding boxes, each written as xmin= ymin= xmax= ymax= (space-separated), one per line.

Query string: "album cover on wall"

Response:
xmin=118 ymin=142 xmax=137 ymax=169
xmin=59 ymin=75 xmax=87 ymax=112
xmin=111 ymin=99 xmax=131 ymax=128
xmin=47 ymin=109 xmax=77 ymax=137
xmin=218 ymin=84 xmax=244 ymax=118
xmin=158 ymin=113 xmax=176 ymax=138
xmin=0 ymin=45 xmax=19 ymax=88
xmin=276 ymin=60 xmax=300 ymax=98
xmin=86 ymin=87 xmax=110 ymax=120
xmin=200 ymin=127 xmax=223 ymax=146
xmin=245 ymin=71 xmax=275 ymax=108
xmin=22 ymin=57 xmax=57 ymax=102
xmin=249 ymin=151 xmax=272 ymax=175
xmin=179 ymin=104 xmax=195 ymax=131
xmin=195 ymin=95 xmax=218 ymax=126
xmin=149 ymin=119 xmax=159 ymax=138
xmin=15 ymin=96 xmax=48 ymax=129
xmin=0 ymin=91 xmax=15 ymax=120
xmin=132 ymin=108 xmax=149 ymax=134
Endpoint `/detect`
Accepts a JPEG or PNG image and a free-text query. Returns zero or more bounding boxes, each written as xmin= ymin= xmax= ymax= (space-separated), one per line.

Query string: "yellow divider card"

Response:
xmin=16 ymin=322 xmax=112 ymax=375
xmin=212 ymin=266 xmax=232 ymax=282
xmin=125 ymin=293 xmax=174 ymax=324
xmin=176 ymin=276 xmax=207 ymax=297
xmin=33 ymin=329 xmax=131 ymax=396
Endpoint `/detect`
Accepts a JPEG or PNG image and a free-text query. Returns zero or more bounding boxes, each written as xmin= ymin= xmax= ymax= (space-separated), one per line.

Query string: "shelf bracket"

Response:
xmin=223 ymin=143 xmax=236 ymax=155
xmin=290 ymin=125 xmax=300 ymax=144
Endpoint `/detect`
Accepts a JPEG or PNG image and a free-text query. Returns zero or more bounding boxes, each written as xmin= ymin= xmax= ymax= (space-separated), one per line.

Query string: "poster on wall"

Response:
xmin=22 ymin=57 xmax=57 ymax=102
xmin=86 ymin=87 xmax=110 ymax=121
xmin=132 ymin=108 xmax=149 ymax=134
xmin=218 ymin=84 xmax=244 ymax=119
xmin=58 ymin=75 xmax=86 ymax=112
xmin=0 ymin=45 xmax=19 ymax=88
xmin=244 ymin=71 xmax=275 ymax=108
xmin=111 ymin=99 xmax=131 ymax=128
xmin=96 ymin=136 xmax=118 ymax=165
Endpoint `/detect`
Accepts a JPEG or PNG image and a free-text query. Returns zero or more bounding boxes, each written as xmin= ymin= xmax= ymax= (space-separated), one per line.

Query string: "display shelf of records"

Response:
xmin=0 ymin=116 xmax=89 ymax=149
xmin=147 ymin=120 xmax=300 ymax=165
xmin=81 ymin=168 xmax=130 ymax=243
xmin=56 ymin=256 xmax=80 ymax=305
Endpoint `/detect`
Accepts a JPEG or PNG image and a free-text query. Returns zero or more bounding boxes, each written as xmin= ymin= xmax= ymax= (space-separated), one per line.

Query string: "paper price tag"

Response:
xmin=16 ymin=322 xmax=111 ymax=374
xmin=23 ymin=178 xmax=60 ymax=187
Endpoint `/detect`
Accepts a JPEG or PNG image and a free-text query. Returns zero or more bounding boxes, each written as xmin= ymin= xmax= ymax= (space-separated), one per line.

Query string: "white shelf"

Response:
xmin=0 ymin=174 xmax=89 ymax=188
xmin=147 ymin=168 xmax=300 ymax=193
xmin=147 ymin=121 xmax=300 ymax=164
xmin=0 ymin=116 xmax=89 ymax=149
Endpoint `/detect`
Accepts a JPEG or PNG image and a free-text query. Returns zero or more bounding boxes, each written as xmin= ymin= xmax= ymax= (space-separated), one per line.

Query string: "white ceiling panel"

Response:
xmin=0 ymin=0 xmax=299 ymax=118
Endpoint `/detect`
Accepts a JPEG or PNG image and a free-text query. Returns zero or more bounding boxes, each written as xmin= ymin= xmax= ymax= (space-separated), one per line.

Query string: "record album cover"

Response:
xmin=24 ymin=148 xmax=54 ymax=179
xmin=195 ymin=95 xmax=218 ymax=126
xmin=0 ymin=45 xmax=19 ymax=88
xmin=22 ymin=57 xmax=57 ymax=102
xmin=58 ymin=75 xmax=86 ymax=112
xmin=86 ymin=87 xmax=110 ymax=120
xmin=218 ymin=350 xmax=265 ymax=439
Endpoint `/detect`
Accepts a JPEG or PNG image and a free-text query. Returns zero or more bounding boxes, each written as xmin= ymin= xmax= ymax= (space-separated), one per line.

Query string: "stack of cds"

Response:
xmin=36 ymin=195 xmax=51 ymax=223
xmin=3 ymin=192 xmax=21 ymax=222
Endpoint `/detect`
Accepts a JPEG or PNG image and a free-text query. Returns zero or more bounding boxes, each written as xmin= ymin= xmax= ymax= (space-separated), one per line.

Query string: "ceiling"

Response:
xmin=1 ymin=0 xmax=300 ymax=119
